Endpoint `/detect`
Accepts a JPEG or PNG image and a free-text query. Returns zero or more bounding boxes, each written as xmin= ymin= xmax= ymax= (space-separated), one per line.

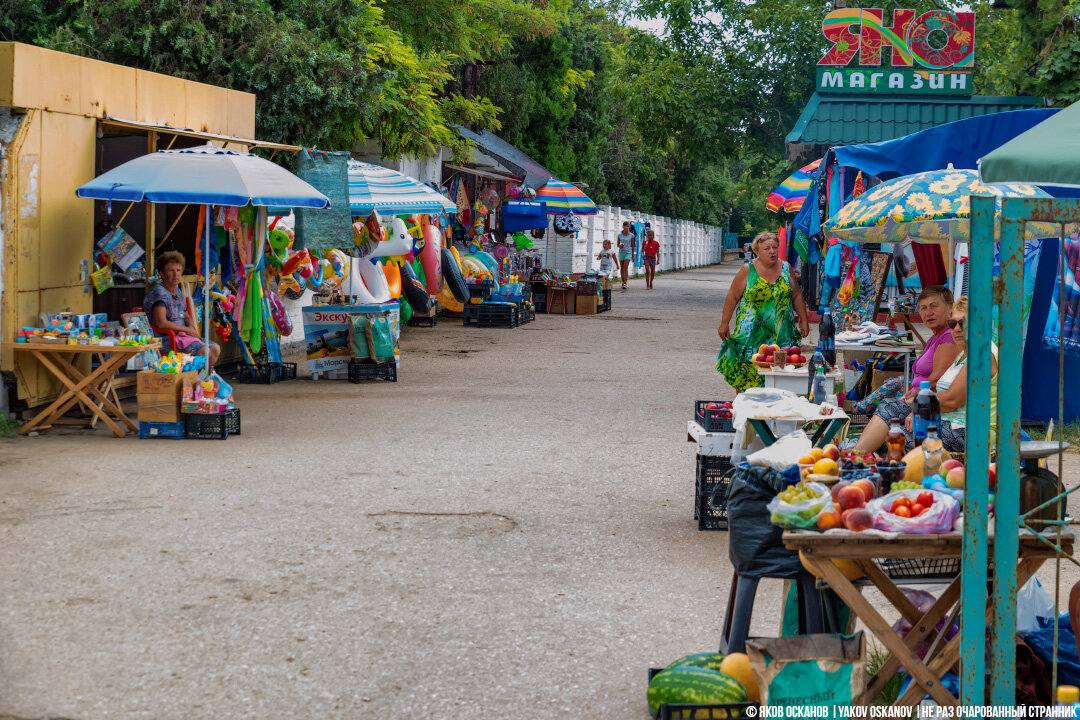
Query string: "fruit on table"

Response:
xmin=843 ymin=507 xmax=874 ymax=531
xmin=941 ymin=459 xmax=963 ymax=473
xmin=812 ymin=458 xmax=839 ymax=477
xmin=830 ymin=480 xmax=851 ymax=503
xmin=852 ymin=478 xmax=876 ymax=501
xmin=800 ymin=549 xmax=864 ymax=582
xmin=837 ymin=485 xmax=866 ymax=510
xmin=664 ymin=652 xmax=726 ymax=673
xmin=719 ymin=653 xmax=759 ymax=702
xmin=823 ymin=444 xmax=841 ymax=461
xmin=916 ymin=491 xmax=934 ymax=507
xmin=890 ymin=480 xmax=922 ymax=493
xmin=945 ymin=466 xmax=965 ymax=489
xmin=901 ymin=447 xmax=953 ymax=484
xmin=647 ymin=665 xmax=749 ymax=716
xmin=817 ymin=508 xmax=842 ymax=529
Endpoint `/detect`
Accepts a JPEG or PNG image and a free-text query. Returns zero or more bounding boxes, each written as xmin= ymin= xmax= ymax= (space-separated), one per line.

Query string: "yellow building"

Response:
xmin=1 ymin=42 xmax=292 ymax=409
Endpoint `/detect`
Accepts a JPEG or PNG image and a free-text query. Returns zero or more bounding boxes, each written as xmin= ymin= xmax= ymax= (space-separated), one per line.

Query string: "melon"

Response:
xmin=647 ymin=666 xmax=748 ymax=717
xmin=800 ymin=549 xmax=864 ymax=582
xmin=901 ymin=447 xmax=953 ymax=484
xmin=719 ymin=652 xmax=760 ymax=703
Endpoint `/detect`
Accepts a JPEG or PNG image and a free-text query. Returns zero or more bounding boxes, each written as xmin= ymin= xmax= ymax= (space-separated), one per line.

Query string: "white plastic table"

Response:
xmin=755 ymin=367 xmax=839 ymax=397
xmin=835 ymin=342 xmax=917 ymax=393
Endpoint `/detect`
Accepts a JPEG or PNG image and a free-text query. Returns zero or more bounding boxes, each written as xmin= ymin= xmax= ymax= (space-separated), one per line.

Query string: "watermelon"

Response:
xmin=664 ymin=652 xmax=726 ymax=673
xmin=647 ymin=666 xmax=748 ymax=717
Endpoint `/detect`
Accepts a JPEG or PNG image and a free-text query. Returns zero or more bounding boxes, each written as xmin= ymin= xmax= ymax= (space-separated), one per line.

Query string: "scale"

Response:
xmin=1019 ymin=440 xmax=1072 ymax=530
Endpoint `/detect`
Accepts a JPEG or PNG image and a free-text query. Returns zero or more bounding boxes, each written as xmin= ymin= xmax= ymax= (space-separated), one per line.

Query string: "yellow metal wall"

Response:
xmin=0 ymin=42 xmax=257 ymax=406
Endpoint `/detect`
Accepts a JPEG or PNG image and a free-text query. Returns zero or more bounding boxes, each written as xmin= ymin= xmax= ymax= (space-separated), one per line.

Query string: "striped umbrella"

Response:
xmin=347 ymin=160 xmax=455 ymax=216
xmin=534 ymin=179 xmax=598 ymax=215
xmin=766 ymin=159 xmax=821 ymax=214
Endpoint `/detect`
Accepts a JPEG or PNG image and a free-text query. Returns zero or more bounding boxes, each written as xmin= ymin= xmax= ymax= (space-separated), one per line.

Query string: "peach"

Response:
xmin=817 ymin=508 xmax=842 ymax=530
xmin=837 ymin=485 xmax=866 ymax=511
xmin=823 ymin=444 xmax=841 ymax=461
xmin=830 ymin=480 xmax=852 ymax=503
xmin=844 ymin=507 xmax=874 ymax=532
xmin=852 ymin=479 xmax=876 ymax=501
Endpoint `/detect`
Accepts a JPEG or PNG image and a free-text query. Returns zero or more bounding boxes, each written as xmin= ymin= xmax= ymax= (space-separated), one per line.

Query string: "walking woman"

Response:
xmin=616 ymin=221 xmax=635 ymax=290
xmin=716 ymin=231 xmax=810 ymax=392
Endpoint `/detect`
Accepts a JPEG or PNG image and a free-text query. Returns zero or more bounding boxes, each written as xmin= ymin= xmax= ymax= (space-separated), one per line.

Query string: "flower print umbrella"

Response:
xmin=766 ymin=158 xmax=821 ymax=213
xmin=823 ymin=168 xmax=1071 ymax=244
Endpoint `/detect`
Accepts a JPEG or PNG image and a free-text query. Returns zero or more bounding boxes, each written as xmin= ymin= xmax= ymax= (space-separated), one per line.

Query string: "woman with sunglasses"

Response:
xmin=852 ymin=296 xmax=997 ymax=455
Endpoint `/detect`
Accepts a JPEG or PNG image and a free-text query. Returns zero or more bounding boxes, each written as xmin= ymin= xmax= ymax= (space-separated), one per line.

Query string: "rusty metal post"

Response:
xmin=962 ymin=194 xmax=995 ymax=706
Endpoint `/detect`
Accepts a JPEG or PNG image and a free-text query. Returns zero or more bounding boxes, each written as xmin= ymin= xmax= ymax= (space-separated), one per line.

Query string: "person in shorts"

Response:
xmin=641 ymin=230 xmax=660 ymax=289
xmin=596 ymin=239 xmax=617 ymax=278
xmin=616 ymin=221 xmax=636 ymax=290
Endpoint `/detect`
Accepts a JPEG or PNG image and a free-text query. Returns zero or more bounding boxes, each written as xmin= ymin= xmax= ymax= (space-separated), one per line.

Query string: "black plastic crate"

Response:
xmin=696 ymin=455 xmax=735 ymax=531
xmin=599 ymin=288 xmax=612 ymax=312
xmin=462 ymin=303 xmax=479 ymax=326
xmin=468 ymin=283 xmax=493 ymax=302
xmin=694 ymin=400 xmax=735 ymax=433
xmin=184 ymin=408 xmax=241 ymax=440
xmin=348 ymin=358 xmax=397 ymax=383
xmin=235 ymin=362 xmax=280 ymax=384
xmin=407 ymin=314 xmax=438 ymax=327
xmin=647 ymin=669 xmax=757 ymax=719
xmin=877 ymin=557 xmax=960 ymax=580
xmin=277 ymin=362 xmax=297 ymax=381
xmin=476 ymin=303 xmax=519 ymax=328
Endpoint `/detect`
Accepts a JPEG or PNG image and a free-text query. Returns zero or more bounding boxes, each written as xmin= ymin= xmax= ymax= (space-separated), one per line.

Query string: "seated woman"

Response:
xmin=852 ymin=285 xmax=959 ymax=413
xmin=852 ymin=296 xmax=995 ymax=455
xmin=144 ymin=250 xmax=221 ymax=371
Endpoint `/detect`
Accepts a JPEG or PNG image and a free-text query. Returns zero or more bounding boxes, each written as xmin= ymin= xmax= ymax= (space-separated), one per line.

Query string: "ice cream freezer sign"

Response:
xmin=816 ymin=9 xmax=974 ymax=95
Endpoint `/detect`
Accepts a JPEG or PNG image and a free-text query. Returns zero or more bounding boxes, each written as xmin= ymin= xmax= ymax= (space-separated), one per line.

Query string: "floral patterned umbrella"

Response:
xmin=823 ymin=168 xmax=1067 ymax=244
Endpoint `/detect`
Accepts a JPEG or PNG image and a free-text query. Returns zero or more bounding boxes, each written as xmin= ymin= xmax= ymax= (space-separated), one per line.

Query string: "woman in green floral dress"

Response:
xmin=717 ymin=232 xmax=811 ymax=392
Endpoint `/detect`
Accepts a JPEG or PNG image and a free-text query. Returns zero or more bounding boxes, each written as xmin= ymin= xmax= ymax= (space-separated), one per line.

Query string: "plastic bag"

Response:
xmin=1026 ymin=614 xmax=1080 ymax=686
xmin=747 ymin=633 xmax=866 ymax=713
xmin=347 ymin=313 xmax=369 ymax=359
xmin=365 ymin=311 xmax=396 ymax=363
xmin=866 ymin=489 xmax=959 ymax=534
xmin=766 ymin=481 xmax=833 ymax=528
xmin=1017 ymin=577 xmax=1056 ymax=637
xmin=890 ymin=589 xmax=959 ymax=661
xmin=747 ymin=429 xmax=813 ymax=471
xmin=727 ymin=469 xmax=804 ymax=579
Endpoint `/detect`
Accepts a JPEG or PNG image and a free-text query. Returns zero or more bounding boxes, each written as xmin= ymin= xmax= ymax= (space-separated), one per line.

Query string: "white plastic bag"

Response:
xmin=1017 ymin=577 xmax=1056 ymax=636
xmin=866 ymin=489 xmax=960 ymax=534
xmin=747 ymin=429 xmax=813 ymax=471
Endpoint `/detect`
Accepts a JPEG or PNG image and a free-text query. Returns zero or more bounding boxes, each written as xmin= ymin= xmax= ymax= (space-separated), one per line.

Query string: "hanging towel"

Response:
xmin=1043 ymin=237 xmax=1080 ymax=356
xmin=912 ymin=241 xmax=947 ymax=287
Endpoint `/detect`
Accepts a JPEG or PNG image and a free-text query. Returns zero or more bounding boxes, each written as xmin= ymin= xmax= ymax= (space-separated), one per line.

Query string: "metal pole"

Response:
xmin=203 ymin=204 xmax=211 ymax=373
xmin=989 ymin=198 xmax=1024 ymax=705
xmin=961 ymin=195 xmax=994 ymax=706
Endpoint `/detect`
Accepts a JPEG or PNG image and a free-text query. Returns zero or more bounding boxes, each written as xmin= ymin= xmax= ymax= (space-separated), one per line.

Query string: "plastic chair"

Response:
xmin=719 ymin=570 xmax=825 ymax=654
xmin=133 ymin=305 xmax=176 ymax=351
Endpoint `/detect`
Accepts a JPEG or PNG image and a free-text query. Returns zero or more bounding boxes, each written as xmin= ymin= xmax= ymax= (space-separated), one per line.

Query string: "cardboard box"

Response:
xmin=576 ymin=295 xmax=598 ymax=315
xmin=600 ymin=278 xmax=613 ymax=291
xmin=871 ymin=369 xmax=904 ymax=391
xmin=139 ymin=395 xmax=182 ymax=423
xmin=138 ymin=370 xmax=196 ymax=422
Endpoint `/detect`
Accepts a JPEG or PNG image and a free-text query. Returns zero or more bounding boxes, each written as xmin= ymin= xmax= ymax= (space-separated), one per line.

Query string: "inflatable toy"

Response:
xmin=399 ymin=261 xmax=431 ymax=314
xmin=269 ymin=291 xmax=293 ymax=335
xmin=307 ymin=249 xmax=324 ymax=288
xmin=383 ymin=261 xmax=402 ymax=299
xmin=353 ymin=257 xmax=392 ymax=303
xmin=322 ymin=249 xmax=350 ymax=290
xmin=437 ymin=284 xmax=464 ymax=313
xmin=278 ymin=274 xmax=305 ymax=299
xmin=441 ymin=248 xmax=469 ymax=302
xmin=267 ymin=229 xmax=292 ymax=270
xmin=420 ymin=224 xmax=443 ymax=295
xmin=368 ymin=217 xmax=416 ymax=260
xmin=281 ymin=249 xmax=312 ymax=278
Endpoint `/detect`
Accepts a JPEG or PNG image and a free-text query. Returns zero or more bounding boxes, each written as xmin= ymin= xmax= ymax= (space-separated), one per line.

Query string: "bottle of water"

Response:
xmin=1056 ymin=685 xmax=1080 ymax=718
xmin=811 ymin=367 xmax=827 ymax=405
xmin=922 ymin=425 xmax=943 ymax=479
xmin=807 ymin=346 xmax=825 ymax=395
xmin=819 ymin=306 xmax=836 ymax=366
xmin=912 ymin=381 xmax=942 ymax=445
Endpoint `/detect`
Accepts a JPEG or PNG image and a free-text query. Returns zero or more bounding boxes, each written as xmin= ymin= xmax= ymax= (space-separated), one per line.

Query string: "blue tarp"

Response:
xmin=832 ymin=109 xmax=1059 ymax=179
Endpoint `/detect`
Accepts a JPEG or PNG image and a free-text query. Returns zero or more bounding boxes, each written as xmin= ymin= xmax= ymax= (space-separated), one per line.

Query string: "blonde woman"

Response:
xmin=716 ymin=231 xmax=810 ymax=392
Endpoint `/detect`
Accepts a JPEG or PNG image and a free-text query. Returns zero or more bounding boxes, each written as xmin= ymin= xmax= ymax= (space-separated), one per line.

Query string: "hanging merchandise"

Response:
xmin=553 ymin=213 xmax=581 ymax=234
xmin=456 ymin=177 xmax=471 ymax=226
xmin=1043 ymin=237 xmax=1080 ymax=356
xmin=502 ymin=200 xmax=548 ymax=232
xmin=479 ymin=180 xmax=500 ymax=209
xmin=294 ymin=150 xmax=352 ymax=252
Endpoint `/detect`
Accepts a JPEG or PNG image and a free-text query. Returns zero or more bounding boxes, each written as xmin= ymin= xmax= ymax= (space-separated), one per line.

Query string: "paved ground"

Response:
xmin=1 ymin=263 xmax=1077 ymax=719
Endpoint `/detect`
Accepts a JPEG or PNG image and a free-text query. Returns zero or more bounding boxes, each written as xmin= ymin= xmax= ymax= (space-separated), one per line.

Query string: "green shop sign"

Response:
xmin=816 ymin=68 xmax=971 ymax=95
xmin=816 ymin=8 xmax=974 ymax=96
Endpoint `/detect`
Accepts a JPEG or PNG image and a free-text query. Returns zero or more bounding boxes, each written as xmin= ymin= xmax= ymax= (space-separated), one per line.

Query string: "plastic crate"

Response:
xmin=184 ymin=408 xmax=241 ymax=440
xmin=462 ymin=303 xmax=479 ymax=326
xmin=576 ymin=279 xmax=598 ymax=295
xmin=694 ymin=400 xmax=736 ymax=433
xmin=348 ymin=358 xmax=397 ymax=383
xmin=139 ymin=421 xmax=185 ymax=439
xmin=468 ymin=283 xmax=493 ymax=303
xmin=407 ymin=314 xmax=438 ymax=327
xmin=476 ymin=302 xmax=519 ymax=328
xmin=696 ymin=455 xmax=735 ymax=530
xmin=877 ymin=557 xmax=960 ymax=580
xmin=599 ymin=288 xmax=612 ymax=312
xmin=235 ymin=362 xmax=281 ymax=384
xmin=277 ymin=362 xmax=297 ymax=381
xmin=647 ymin=669 xmax=757 ymax=719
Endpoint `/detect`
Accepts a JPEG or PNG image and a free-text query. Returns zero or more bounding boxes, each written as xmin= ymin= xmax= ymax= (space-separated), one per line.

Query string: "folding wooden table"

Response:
xmin=4 ymin=341 xmax=159 ymax=438
xmin=784 ymin=529 xmax=1072 ymax=709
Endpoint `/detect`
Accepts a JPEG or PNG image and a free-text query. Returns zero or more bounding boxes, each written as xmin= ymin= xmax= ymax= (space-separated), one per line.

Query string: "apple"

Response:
xmin=916 ymin=491 xmax=935 ymax=507
xmin=771 ymin=344 xmax=781 ymax=351
xmin=844 ymin=508 xmax=874 ymax=532
xmin=752 ymin=354 xmax=763 ymax=362
xmin=946 ymin=467 xmax=965 ymax=489
xmin=758 ymin=344 xmax=769 ymax=355
xmin=786 ymin=346 xmax=801 ymax=356
xmin=837 ymin=485 xmax=866 ymax=511
xmin=941 ymin=459 xmax=964 ymax=473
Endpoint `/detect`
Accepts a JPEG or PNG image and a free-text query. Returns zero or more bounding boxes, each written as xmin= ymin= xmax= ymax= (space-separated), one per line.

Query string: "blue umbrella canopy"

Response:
xmin=76 ymin=143 xmax=330 ymax=208
xmin=347 ymin=160 xmax=455 ymax=215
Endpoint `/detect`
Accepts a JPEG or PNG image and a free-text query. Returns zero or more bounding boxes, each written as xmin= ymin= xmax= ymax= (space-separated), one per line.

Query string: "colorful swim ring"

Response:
xmin=383 ymin=262 xmax=402 ymax=299
xmin=354 ymin=257 xmax=391 ymax=303
xmin=322 ymin=249 xmax=350 ymax=290
xmin=269 ymin=291 xmax=293 ymax=335
xmin=437 ymin=284 xmax=464 ymax=312
xmin=421 ymin=224 xmax=444 ymax=295
xmin=442 ymin=248 xmax=469 ymax=302
xmin=399 ymin=261 xmax=431 ymax=313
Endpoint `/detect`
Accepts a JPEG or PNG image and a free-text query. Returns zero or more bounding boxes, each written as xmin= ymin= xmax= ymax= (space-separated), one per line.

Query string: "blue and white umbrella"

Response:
xmin=348 ymin=160 xmax=455 ymax=216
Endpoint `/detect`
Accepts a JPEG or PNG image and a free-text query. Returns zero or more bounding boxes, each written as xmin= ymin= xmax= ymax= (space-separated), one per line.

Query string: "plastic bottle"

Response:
xmin=807 ymin=346 xmax=825 ymax=396
xmin=1056 ymin=685 xmax=1080 ymax=718
xmin=810 ymin=367 xmax=827 ymax=405
xmin=819 ymin=306 xmax=836 ymax=366
xmin=887 ymin=419 xmax=906 ymax=462
xmin=912 ymin=381 xmax=942 ymax=445
xmin=922 ymin=425 xmax=943 ymax=479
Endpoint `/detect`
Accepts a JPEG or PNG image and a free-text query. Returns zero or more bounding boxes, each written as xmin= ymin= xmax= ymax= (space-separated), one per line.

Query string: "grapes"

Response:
xmin=890 ymin=481 xmax=922 ymax=493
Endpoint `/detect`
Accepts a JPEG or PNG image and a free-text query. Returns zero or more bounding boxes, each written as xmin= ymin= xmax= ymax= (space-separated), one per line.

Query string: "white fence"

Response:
xmin=533 ymin=206 xmax=726 ymax=275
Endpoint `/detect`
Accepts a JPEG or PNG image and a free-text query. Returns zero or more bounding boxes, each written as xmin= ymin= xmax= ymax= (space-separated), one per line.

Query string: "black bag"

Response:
xmin=553 ymin=214 xmax=582 ymax=234
xmin=727 ymin=464 xmax=803 ymax=579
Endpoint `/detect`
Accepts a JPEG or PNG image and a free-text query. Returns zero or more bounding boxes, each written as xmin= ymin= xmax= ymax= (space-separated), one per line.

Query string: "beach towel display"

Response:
xmin=1043 ymin=237 xmax=1080 ymax=357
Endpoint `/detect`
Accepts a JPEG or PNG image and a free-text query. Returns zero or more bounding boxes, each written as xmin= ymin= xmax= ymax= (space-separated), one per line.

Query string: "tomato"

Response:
xmin=893 ymin=506 xmax=912 ymax=518
xmin=916 ymin=491 xmax=934 ymax=507
xmin=891 ymin=497 xmax=912 ymax=511
xmin=910 ymin=503 xmax=926 ymax=516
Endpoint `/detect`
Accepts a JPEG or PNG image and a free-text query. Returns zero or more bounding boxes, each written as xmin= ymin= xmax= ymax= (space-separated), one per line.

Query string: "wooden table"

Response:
xmin=546 ymin=286 xmax=576 ymax=314
xmin=4 ymin=341 xmax=159 ymax=438
xmin=784 ymin=530 xmax=1072 ymax=709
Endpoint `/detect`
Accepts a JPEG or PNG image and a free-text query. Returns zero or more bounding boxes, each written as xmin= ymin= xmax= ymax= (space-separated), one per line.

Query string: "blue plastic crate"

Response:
xmin=139 ymin=421 xmax=185 ymax=439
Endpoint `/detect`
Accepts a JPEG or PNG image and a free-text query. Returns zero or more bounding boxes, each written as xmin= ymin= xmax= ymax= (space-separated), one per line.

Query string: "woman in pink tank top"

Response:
xmin=852 ymin=286 xmax=960 ymax=413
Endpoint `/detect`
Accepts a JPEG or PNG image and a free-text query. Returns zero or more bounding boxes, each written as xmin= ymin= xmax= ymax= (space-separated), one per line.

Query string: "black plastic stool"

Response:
xmin=719 ymin=570 xmax=824 ymax=654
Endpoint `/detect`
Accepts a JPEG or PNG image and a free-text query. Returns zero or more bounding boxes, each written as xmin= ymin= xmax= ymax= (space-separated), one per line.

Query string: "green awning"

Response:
xmin=980 ymin=100 xmax=1080 ymax=187
xmin=786 ymin=93 xmax=1043 ymax=147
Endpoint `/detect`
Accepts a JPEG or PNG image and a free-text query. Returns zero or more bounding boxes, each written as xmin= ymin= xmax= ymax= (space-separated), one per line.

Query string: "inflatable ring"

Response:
xmin=442 ymin=248 xmax=469 ymax=302
xmin=323 ymin=249 xmax=349 ymax=290
xmin=269 ymin=291 xmax=293 ymax=335
xmin=437 ymin=284 xmax=463 ymax=312
xmin=281 ymin=249 xmax=310 ymax=278
xmin=355 ymin=258 xmax=391 ymax=303
xmin=383 ymin=262 xmax=402 ymax=299
xmin=400 ymin=261 xmax=431 ymax=313
xmin=421 ymin=224 xmax=443 ymax=295
xmin=307 ymin=249 xmax=324 ymax=288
